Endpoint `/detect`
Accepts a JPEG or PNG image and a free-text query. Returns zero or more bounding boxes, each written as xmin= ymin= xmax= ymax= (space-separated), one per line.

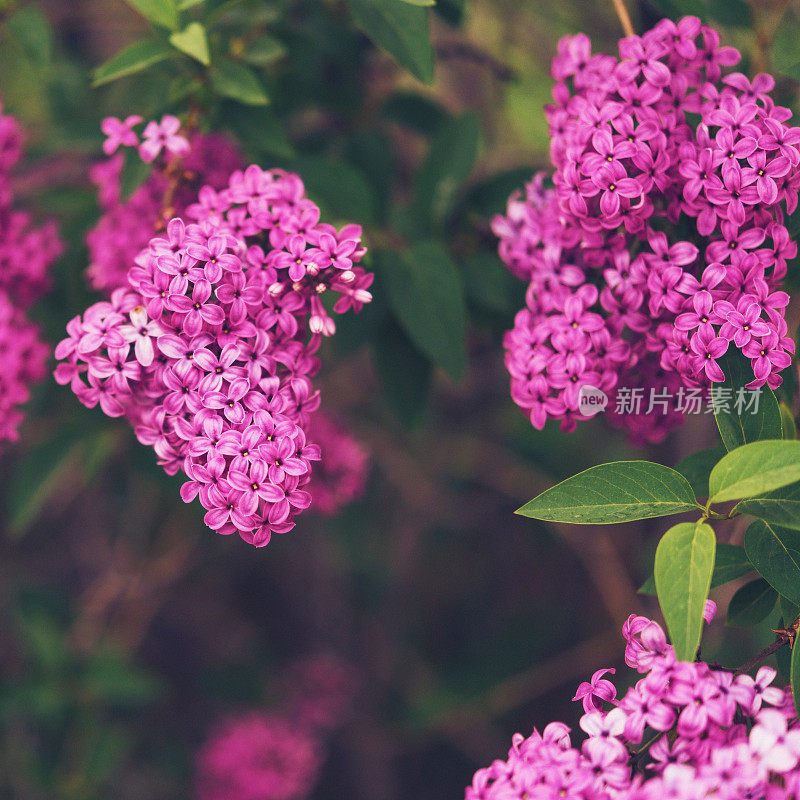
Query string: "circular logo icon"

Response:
xmin=578 ymin=385 xmax=608 ymax=417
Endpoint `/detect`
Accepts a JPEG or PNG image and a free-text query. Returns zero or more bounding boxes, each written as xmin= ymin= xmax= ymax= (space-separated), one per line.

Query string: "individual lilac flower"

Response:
xmin=100 ymin=115 xmax=142 ymax=155
xmin=718 ymin=300 xmax=770 ymax=347
xmin=573 ymin=668 xmax=617 ymax=713
xmin=138 ymin=114 xmax=190 ymax=163
xmin=119 ymin=305 xmax=161 ymax=366
xmin=590 ymin=164 xmax=642 ymax=216
xmin=690 ymin=325 xmax=729 ymax=382
xmin=749 ymin=709 xmax=800 ymax=773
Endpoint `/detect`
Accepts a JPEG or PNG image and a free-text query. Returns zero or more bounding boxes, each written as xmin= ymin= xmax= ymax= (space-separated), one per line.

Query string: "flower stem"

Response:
xmin=610 ymin=0 xmax=635 ymax=38
xmin=733 ymin=612 xmax=800 ymax=675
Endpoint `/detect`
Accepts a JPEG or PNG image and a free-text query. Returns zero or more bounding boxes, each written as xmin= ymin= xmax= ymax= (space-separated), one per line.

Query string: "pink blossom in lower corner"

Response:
xmin=195 ymin=714 xmax=323 ymax=800
xmin=465 ymin=611 xmax=800 ymax=799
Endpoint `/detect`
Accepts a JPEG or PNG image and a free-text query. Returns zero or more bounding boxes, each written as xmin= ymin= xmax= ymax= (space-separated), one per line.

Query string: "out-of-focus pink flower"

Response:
xmin=101 ymin=114 xmax=142 ymax=155
xmin=139 ymin=114 xmax=191 ymax=163
xmin=195 ymin=714 xmax=322 ymax=800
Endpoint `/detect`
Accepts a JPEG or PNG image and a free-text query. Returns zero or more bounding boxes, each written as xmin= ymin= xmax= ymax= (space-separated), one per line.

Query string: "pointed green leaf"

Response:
xmin=346 ymin=0 xmax=435 ymax=83
xmin=738 ymin=481 xmax=800 ymax=530
xmin=7 ymin=5 xmax=53 ymax=68
xmin=381 ymin=92 xmax=448 ymax=135
xmin=675 ymin=445 xmax=725 ymax=498
xmin=744 ymin=520 xmax=800 ymax=606
xmin=92 ymin=39 xmax=175 ymax=87
xmin=782 ymin=403 xmax=797 ymax=439
xmin=708 ymin=440 xmax=800 ymax=503
xmin=712 ymin=349 xmax=781 ymax=451
xmin=120 ymin=146 xmax=151 ymax=202
xmin=709 ymin=543 xmax=754 ymax=587
xmin=413 ymin=111 xmax=481 ymax=228
xmin=517 ymin=461 xmax=701 ymax=524
xmin=639 ymin=542 xmax=752 ymax=595
xmin=209 ymin=61 xmax=269 ymax=106
xmin=122 ymin=0 xmax=179 ymax=30
xmin=727 ymin=578 xmax=778 ymax=626
xmin=244 ymin=34 xmax=286 ymax=66
xmin=378 ymin=242 xmax=466 ymax=381
xmin=655 ymin=521 xmax=716 ymax=662
xmin=169 ymin=22 xmax=210 ymax=66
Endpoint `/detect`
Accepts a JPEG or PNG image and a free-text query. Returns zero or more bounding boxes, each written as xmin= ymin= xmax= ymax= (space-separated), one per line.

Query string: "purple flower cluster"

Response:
xmin=0 ymin=101 xmax=62 ymax=443
xmin=55 ymin=164 xmax=373 ymax=547
xmin=496 ymin=18 xmax=799 ymax=440
xmin=87 ymin=121 xmax=243 ymax=294
xmin=306 ymin=410 xmax=369 ymax=516
xmin=465 ymin=609 xmax=800 ymax=800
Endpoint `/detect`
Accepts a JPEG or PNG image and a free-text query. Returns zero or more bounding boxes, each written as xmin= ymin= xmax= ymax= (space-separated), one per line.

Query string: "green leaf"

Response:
xmin=708 ymin=440 xmax=800 ymax=503
xmin=346 ymin=0 xmax=435 ymax=83
xmin=675 ymin=445 xmax=725 ymax=498
xmin=782 ymin=403 xmax=797 ymax=439
xmin=122 ymin=0 xmax=179 ymax=30
xmin=223 ymin=103 xmax=294 ymax=159
xmin=209 ymin=61 xmax=269 ymax=106
xmin=413 ymin=111 xmax=481 ymax=228
xmin=712 ymin=349 xmax=781 ymax=451
xmin=738 ymin=481 xmax=800 ymax=530
xmin=169 ymin=22 xmax=210 ymax=65
xmin=727 ymin=578 xmax=778 ymax=626
xmin=291 ymin=156 xmax=377 ymax=224
xmin=400 ymin=0 xmax=436 ymax=4
xmin=7 ymin=422 xmax=118 ymax=539
xmin=655 ymin=521 xmax=716 ymax=662
xmin=744 ymin=520 xmax=800 ymax=606
xmin=378 ymin=242 xmax=467 ymax=381
xmin=83 ymin=649 xmax=159 ymax=706
xmin=462 ymin=252 xmax=517 ymax=314
xmin=516 ymin=461 xmax=700 ymax=524
xmin=709 ymin=543 xmax=754 ymax=587
xmin=244 ymin=34 xmax=286 ymax=66
xmin=772 ymin=14 xmax=800 ymax=81
xmin=120 ymin=146 xmax=151 ymax=202
xmin=639 ymin=542 xmax=752 ymax=595
xmin=92 ymin=39 xmax=175 ymax=87
xmin=792 ymin=635 xmax=800 ymax=715
xmin=706 ymin=0 xmax=752 ymax=27
xmin=373 ymin=318 xmax=432 ymax=425
xmin=381 ymin=91 xmax=447 ymax=135
xmin=7 ymin=5 xmax=53 ymax=69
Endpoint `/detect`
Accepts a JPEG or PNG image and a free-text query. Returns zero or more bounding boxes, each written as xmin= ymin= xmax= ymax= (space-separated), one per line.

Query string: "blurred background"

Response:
xmin=0 ymin=0 xmax=795 ymax=797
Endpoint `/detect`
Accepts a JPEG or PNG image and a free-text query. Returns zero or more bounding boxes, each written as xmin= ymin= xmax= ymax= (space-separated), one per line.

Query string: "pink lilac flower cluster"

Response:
xmin=0 ymin=101 xmax=62 ymax=443
xmin=55 ymin=165 xmax=373 ymax=546
xmin=195 ymin=714 xmax=323 ymax=800
xmin=306 ymin=410 xmax=369 ymax=515
xmin=88 ymin=116 xmax=242 ymax=293
xmin=195 ymin=654 xmax=356 ymax=800
xmin=465 ymin=608 xmax=800 ymax=800
xmin=495 ymin=17 xmax=799 ymax=441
